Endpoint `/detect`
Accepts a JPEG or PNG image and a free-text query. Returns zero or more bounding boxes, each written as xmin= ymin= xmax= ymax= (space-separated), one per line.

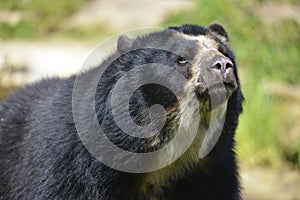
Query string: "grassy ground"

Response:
xmin=163 ymin=0 xmax=300 ymax=168
xmin=0 ymin=0 xmax=80 ymax=37
xmin=0 ymin=0 xmax=107 ymax=41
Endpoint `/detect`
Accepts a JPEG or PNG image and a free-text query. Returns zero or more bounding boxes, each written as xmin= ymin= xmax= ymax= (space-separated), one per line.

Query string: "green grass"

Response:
xmin=0 ymin=0 xmax=115 ymax=42
xmin=0 ymin=0 xmax=86 ymax=40
xmin=164 ymin=0 xmax=300 ymax=167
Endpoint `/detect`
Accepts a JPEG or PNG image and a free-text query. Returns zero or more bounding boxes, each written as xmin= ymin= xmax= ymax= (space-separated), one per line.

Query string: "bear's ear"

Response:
xmin=117 ymin=35 xmax=134 ymax=52
xmin=208 ymin=23 xmax=229 ymax=42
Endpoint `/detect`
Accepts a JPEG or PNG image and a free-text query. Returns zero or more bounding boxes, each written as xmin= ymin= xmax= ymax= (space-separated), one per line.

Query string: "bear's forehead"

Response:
xmin=179 ymin=33 xmax=219 ymax=51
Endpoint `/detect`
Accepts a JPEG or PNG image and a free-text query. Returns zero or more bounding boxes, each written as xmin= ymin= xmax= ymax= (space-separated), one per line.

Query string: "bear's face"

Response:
xmin=117 ymin=23 xmax=238 ymax=113
xmin=169 ymin=32 xmax=238 ymax=110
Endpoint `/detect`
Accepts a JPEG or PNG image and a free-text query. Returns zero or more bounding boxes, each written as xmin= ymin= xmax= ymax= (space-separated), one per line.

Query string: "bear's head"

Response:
xmin=116 ymin=24 xmax=238 ymax=111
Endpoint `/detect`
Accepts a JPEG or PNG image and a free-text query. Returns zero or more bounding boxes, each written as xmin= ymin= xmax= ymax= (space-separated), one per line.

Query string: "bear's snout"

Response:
xmin=193 ymin=53 xmax=238 ymax=105
xmin=209 ymin=55 xmax=233 ymax=80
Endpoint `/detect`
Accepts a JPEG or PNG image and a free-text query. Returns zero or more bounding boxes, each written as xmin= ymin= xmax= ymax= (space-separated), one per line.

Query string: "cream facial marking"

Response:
xmin=179 ymin=34 xmax=219 ymax=51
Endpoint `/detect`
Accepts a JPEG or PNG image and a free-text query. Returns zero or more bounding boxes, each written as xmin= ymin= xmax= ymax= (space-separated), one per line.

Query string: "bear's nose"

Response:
xmin=210 ymin=56 xmax=233 ymax=79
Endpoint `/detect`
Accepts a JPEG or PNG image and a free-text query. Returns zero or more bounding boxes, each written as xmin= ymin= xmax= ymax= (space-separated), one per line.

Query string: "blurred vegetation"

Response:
xmin=163 ymin=0 xmax=300 ymax=168
xmin=0 ymin=0 xmax=299 ymax=168
xmin=0 ymin=0 xmax=89 ymax=40
xmin=0 ymin=64 xmax=28 ymax=101
xmin=0 ymin=85 xmax=16 ymax=101
xmin=0 ymin=0 xmax=114 ymax=41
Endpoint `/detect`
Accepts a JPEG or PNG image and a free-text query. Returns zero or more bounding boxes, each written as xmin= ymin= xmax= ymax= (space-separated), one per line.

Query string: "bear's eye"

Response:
xmin=177 ymin=56 xmax=188 ymax=65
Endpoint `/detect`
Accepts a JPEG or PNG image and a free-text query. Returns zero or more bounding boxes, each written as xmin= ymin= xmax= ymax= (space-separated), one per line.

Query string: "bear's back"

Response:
xmin=0 ymin=77 xmax=72 ymax=198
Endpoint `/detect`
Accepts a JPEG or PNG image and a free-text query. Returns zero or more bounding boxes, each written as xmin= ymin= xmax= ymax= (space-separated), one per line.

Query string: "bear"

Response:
xmin=0 ymin=23 xmax=244 ymax=200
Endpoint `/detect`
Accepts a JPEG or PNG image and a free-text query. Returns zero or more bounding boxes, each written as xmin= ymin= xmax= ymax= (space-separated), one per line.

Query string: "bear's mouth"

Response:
xmin=195 ymin=82 xmax=237 ymax=109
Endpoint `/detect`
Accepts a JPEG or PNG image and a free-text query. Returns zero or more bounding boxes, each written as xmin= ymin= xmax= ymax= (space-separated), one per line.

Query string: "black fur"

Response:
xmin=0 ymin=24 xmax=244 ymax=199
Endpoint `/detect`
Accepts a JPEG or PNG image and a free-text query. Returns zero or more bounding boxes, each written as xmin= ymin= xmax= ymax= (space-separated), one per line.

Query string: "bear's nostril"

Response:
xmin=225 ymin=62 xmax=233 ymax=69
xmin=215 ymin=62 xmax=222 ymax=70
